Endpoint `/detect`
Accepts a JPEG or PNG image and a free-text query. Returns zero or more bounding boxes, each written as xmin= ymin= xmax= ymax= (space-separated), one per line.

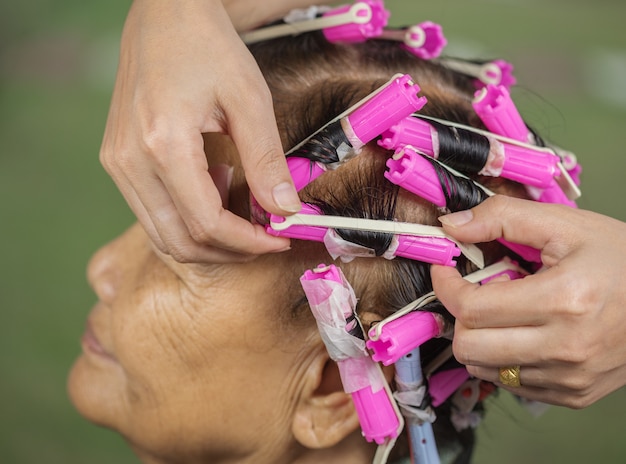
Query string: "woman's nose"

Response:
xmin=86 ymin=224 xmax=144 ymax=303
xmin=87 ymin=223 xmax=153 ymax=304
xmin=87 ymin=239 xmax=123 ymax=304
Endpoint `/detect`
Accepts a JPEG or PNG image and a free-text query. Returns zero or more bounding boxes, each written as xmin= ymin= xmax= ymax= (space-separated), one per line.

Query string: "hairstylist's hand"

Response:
xmin=431 ymin=195 xmax=626 ymax=408
xmin=100 ymin=0 xmax=301 ymax=263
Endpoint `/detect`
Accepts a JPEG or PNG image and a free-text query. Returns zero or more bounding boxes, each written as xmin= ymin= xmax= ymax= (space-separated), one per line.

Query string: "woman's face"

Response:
xmin=68 ymin=223 xmax=321 ymax=462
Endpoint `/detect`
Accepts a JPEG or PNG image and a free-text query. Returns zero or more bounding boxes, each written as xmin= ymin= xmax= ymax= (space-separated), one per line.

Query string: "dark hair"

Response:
xmin=248 ymin=32 xmax=528 ymax=463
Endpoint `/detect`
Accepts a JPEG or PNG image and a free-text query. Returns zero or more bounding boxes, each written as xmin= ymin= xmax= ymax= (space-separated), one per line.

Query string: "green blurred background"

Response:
xmin=1 ymin=0 xmax=624 ymax=462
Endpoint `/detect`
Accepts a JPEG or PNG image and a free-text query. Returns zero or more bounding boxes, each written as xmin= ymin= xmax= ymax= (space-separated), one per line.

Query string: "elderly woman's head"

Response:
xmin=69 ymin=27 xmax=573 ymax=464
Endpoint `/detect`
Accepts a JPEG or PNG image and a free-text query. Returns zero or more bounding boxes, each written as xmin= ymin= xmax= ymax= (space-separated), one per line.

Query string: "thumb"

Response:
xmin=430 ymin=264 xmax=474 ymax=319
xmin=438 ymin=195 xmax=575 ymax=252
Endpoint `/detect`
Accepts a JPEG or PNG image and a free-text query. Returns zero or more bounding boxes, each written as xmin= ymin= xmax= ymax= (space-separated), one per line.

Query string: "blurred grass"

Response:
xmin=1 ymin=1 xmax=624 ymax=463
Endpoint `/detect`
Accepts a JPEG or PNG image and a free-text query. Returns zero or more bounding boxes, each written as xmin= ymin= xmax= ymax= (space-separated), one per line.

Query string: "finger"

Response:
xmin=468 ymin=364 xmax=606 ymax=409
xmin=438 ymin=196 xmax=583 ymax=266
xmin=207 ymin=164 xmax=233 ymax=209
xmin=431 ymin=265 xmax=550 ymax=328
xmin=148 ymin=230 xmax=260 ymax=265
xmin=452 ymin=325 xmax=545 ymax=367
xmin=154 ymin=145 xmax=291 ymax=255
xmin=126 ymin=163 xmax=280 ymax=261
xmin=109 ymin=163 xmax=256 ymax=263
xmin=139 ymin=186 xmax=256 ymax=263
xmin=467 ymin=365 xmax=547 ymax=388
xmin=105 ymin=165 xmax=168 ymax=253
xmin=465 ymin=365 xmax=555 ymax=402
xmin=223 ymin=76 xmax=301 ymax=217
xmin=489 ymin=384 xmax=578 ymax=408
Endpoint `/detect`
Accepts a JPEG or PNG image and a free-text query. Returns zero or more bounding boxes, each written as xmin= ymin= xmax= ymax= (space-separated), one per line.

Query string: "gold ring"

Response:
xmin=498 ymin=365 xmax=521 ymax=387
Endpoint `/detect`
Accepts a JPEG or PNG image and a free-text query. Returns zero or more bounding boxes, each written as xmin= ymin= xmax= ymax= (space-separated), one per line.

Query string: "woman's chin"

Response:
xmin=67 ymin=355 xmax=122 ymax=430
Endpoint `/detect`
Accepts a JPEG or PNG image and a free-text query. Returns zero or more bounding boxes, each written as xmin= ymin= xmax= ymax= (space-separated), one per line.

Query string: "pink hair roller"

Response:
xmin=301 ymin=264 xmax=401 ymax=445
xmin=472 ymin=83 xmax=573 ymax=208
xmin=378 ymin=115 xmax=436 ymax=155
xmin=350 ymin=381 xmax=402 ymax=444
xmin=479 ymin=265 xmax=527 ymax=284
xmin=473 ymin=85 xmax=577 ymax=207
xmin=286 ymin=156 xmax=327 ymax=191
xmin=473 ymin=84 xmax=531 ymax=143
xmin=366 ymin=310 xmax=441 ymax=366
xmin=380 ymin=21 xmax=447 ymax=60
xmin=322 ymin=0 xmax=390 ymax=43
xmin=401 ymin=21 xmax=447 ymax=60
xmin=381 ymin=114 xmax=560 ymax=190
xmin=537 ymin=183 xmax=577 ymax=207
xmin=499 ymin=143 xmax=560 ymax=190
xmin=394 ymin=234 xmax=461 ymax=266
xmin=345 ymin=74 xmax=427 ymax=148
xmin=474 ymin=59 xmax=516 ymax=90
xmin=241 ymin=1 xmax=388 ymax=44
xmin=385 ymin=147 xmax=543 ymax=263
xmin=429 ymin=368 xmax=471 ymax=407
xmin=561 ymin=151 xmax=582 ymax=186
xmin=384 ymin=146 xmax=446 ymax=205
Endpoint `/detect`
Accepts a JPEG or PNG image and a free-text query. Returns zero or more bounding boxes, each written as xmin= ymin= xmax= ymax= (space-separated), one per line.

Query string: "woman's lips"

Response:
xmin=81 ymin=320 xmax=117 ymax=362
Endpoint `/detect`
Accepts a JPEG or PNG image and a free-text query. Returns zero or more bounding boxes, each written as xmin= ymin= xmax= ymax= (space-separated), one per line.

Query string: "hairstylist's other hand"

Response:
xmin=100 ymin=0 xmax=301 ymax=263
xmin=431 ymin=195 xmax=626 ymax=408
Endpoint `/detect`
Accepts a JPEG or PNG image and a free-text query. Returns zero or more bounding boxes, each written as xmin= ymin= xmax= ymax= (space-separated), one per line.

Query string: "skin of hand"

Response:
xmin=431 ymin=195 xmax=626 ymax=408
xmin=100 ymin=0 xmax=328 ymax=263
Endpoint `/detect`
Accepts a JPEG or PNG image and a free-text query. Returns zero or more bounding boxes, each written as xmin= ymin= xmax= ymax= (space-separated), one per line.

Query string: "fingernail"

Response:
xmin=272 ymin=182 xmax=301 ymax=213
xmin=439 ymin=210 xmax=473 ymax=227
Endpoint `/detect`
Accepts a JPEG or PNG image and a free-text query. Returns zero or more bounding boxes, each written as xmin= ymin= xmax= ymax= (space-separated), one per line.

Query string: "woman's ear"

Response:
xmin=292 ymin=347 xmax=361 ymax=449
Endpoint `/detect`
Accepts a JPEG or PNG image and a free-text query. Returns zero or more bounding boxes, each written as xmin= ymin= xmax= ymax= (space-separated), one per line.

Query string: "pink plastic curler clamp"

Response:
xmin=345 ymin=74 xmax=427 ymax=148
xmin=301 ymin=264 xmax=401 ymax=444
xmin=266 ymin=204 xmax=325 ymax=241
xmin=378 ymin=115 xmax=435 ymax=154
xmin=268 ymin=202 xmax=464 ymax=266
xmin=473 ymin=84 xmax=531 ymax=143
xmin=394 ymin=235 xmax=461 ymax=266
xmin=322 ymin=0 xmax=390 ymax=43
xmin=287 ymin=156 xmax=327 ymax=191
xmin=366 ymin=310 xmax=441 ymax=366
